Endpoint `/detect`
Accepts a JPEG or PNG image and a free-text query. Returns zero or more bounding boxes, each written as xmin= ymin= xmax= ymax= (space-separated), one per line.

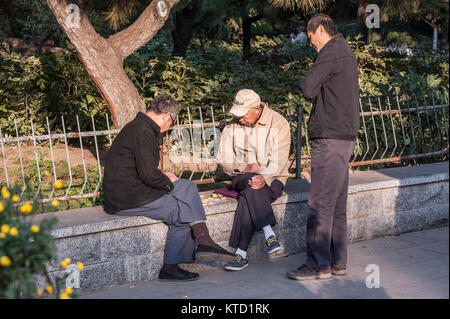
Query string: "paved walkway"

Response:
xmin=80 ymin=226 xmax=449 ymax=299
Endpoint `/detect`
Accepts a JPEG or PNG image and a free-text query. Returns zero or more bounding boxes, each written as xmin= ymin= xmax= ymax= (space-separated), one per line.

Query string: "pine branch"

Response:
xmin=107 ymin=0 xmax=182 ymax=59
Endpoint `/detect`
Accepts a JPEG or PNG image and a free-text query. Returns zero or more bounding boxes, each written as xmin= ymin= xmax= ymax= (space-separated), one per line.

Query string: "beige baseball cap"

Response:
xmin=229 ymin=89 xmax=261 ymax=117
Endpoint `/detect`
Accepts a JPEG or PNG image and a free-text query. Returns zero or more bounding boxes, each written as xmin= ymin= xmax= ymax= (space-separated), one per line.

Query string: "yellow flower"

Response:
xmin=65 ymin=287 xmax=73 ymax=295
xmin=59 ymin=293 xmax=70 ymax=299
xmin=0 ymin=233 xmax=5 ymax=239
xmin=36 ymin=289 xmax=43 ymax=297
xmin=30 ymin=225 xmax=40 ymax=233
xmin=54 ymin=180 xmax=63 ymax=189
xmin=0 ymin=201 xmax=4 ymax=212
xmin=20 ymin=203 xmax=33 ymax=214
xmin=77 ymin=262 xmax=84 ymax=271
xmin=1 ymin=256 xmax=11 ymax=266
xmin=44 ymin=170 xmax=50 ymax=177
xmin=52 ymin=200 xmax=59 ymax=207
xmin=61 ymin=258 xmax=71 ymax=269
xmin=45 ymin=285 xmax=53 ymax=294
xmin=10 ymin=227 xmax=18 ymax=236
xmin=1 ymin=187 xmax=10 ymax=199
xmin=12 ymin=195 xmax=19 ymax=202
xmin=1 ymin=224 xmax=9 ymax=234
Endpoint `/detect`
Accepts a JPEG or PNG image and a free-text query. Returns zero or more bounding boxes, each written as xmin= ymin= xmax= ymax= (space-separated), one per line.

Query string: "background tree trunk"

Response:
xmin=432 ymin=26 xmax=438 ymax=50
xmin=0 ymin=0 xmax=17 ymax=36
xmin=242 ymin=13 xmax=262 ymax=59
xmin=172 ymin=0 xmax=203 ymax=57
xmin=356 ymin=0 xmax=369 ymax=45
xmin=46 ymin=0 xmax=180 ymax=128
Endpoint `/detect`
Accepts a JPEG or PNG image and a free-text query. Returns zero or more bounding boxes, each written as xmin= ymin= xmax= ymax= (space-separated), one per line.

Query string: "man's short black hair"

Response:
xmin=307 ymin=14 xmax=337 ymax=36
xmin=147 ymin=94 xmax=178 ymax=117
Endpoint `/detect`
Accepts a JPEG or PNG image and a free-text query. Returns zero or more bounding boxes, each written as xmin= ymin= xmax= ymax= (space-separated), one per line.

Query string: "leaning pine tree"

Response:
xmin=46 ymin=0 xmax=181 ymax=128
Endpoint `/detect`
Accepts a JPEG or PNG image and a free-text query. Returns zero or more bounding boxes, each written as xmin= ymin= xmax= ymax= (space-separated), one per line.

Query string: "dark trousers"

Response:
xmin=229 ymin=173 xmax=284 ymax=251
xmin=305 ymin=138 xmax=355 ymax=272
xmin=116 ymin=179 xmax=205 ymax=264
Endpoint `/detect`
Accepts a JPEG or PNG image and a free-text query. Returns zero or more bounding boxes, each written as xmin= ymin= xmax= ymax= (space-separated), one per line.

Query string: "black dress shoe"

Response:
xmin=158 ymin=267 xmax=199 ymax=282
xmin=195 ymin=244 xmax=235 ymax=263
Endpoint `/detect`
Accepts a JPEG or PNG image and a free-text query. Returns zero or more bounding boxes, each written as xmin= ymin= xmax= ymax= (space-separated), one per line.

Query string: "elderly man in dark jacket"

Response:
xmin=287 ymin=14 xmax=360 ymax=281
xmin=103 ymin=94 xmax=233 ymax=282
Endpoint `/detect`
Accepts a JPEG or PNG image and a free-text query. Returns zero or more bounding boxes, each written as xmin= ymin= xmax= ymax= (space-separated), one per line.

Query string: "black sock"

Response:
xmin=162 ymin=263 xmax=178 ymax=274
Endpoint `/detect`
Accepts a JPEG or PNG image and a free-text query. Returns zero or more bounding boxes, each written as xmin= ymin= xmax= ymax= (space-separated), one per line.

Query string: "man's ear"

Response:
xmin=318 ymin=25 xmax=324 ymax=35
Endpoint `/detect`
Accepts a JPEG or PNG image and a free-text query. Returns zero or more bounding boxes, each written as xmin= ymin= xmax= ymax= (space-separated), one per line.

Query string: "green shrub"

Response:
xmin=0 ymin=185 xmax=81 ymax=298
xmin=1 ymin=33 xmax=448 ymax=134
xmin=0 ymin=44 xmax=109 ymax=138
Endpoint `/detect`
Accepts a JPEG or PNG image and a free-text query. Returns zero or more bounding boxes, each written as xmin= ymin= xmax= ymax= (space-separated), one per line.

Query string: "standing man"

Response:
xmin=287 ymin=14 xmax=360 ymax=280
xmin=219 ymin=89 xmax=291 ymax=271
xmin=102 ymin=94 xmax=233 ymax=282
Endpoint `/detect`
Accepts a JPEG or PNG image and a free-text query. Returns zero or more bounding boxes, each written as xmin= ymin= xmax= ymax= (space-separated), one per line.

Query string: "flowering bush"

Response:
xmin=0 ymin=185 xmax=81 ymax=299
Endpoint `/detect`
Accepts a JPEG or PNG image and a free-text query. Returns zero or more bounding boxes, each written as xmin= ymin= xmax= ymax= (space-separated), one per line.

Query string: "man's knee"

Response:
xmin=241 ymin=186 xmax=257 ymax=196
xmin=270 ymin=180 xmax=284 ymax=198
xmin=174 ymin=178 xmax=197 ymax=191
xmin=175 ymin=178 xmax=194 ymax=185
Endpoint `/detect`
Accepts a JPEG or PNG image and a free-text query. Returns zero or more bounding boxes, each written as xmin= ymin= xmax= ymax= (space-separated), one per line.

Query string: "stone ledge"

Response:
xmin=30 ymin=162 xmax=448 ymax=292
xmin=30 ymin=162 xmax=449 ymax=239
xmin=346 ymin=161 xmax=449 ymax=193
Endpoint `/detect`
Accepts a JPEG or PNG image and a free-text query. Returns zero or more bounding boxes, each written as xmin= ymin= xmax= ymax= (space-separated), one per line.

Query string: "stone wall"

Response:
xmin=32 ymin=162 xmax=449 ymax=292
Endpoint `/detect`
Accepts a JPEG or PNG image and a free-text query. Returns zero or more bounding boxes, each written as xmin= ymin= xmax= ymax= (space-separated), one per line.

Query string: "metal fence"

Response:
xmin=0 ymin=92 xmax=448 ymax=206
xmin=298 ymin=92 xmax=449 ymax=173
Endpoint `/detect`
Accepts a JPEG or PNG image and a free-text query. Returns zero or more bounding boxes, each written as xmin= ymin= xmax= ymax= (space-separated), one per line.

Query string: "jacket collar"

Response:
xmin=320 ymin=33 xmax=344 ymax=54
xmin=255 ymin=103 xmax=271 ymax=126
xmin=136 ymin=112 xmax=161 ymax=135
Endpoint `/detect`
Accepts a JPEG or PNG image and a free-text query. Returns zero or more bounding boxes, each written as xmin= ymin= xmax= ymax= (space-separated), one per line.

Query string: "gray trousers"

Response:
xmin=305 ymin=138 xmax=355 ymax=272
xmin=116 ymin=179 xmax=206 ymax=264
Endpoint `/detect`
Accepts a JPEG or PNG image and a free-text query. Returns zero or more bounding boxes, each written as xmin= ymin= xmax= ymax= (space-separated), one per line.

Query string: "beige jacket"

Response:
xmin=218 ymin=104 xmax=291 ymax=186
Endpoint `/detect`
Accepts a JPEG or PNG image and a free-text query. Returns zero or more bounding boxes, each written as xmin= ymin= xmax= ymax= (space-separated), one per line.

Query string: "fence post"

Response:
xmin=296 ymin=102 xmax=303 ymax=179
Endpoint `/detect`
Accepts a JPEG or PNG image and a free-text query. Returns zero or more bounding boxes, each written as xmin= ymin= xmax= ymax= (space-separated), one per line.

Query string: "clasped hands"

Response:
xmin=164 ymin=164 xmax=266 ymax=189
xmin=244 ymin=163 xmax=266 ymax=190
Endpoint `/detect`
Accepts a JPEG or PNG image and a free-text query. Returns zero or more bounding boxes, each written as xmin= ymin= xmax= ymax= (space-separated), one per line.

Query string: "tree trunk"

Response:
xmin=0 ymin=0 xmax=17 ymax=36
xmin=356 ymin=0 xmax=369 ymax=45
xmin=172 ymin=0 xmax=202 ymax=57
xmin=242 ymin=14 xmax=262 ymax=59
xmin=46 ymin=0 xmax=181 ymax=128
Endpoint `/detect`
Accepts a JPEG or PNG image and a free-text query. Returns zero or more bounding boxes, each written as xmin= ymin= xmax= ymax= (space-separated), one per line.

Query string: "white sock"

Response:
xmin=263 ymin=225 xmax=276 ymax=240
xmin=235 ymin=248 xmax=247 ymax=259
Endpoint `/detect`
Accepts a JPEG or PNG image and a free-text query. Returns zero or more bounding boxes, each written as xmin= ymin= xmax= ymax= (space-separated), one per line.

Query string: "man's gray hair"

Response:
xmin=146 ymin=94 xmax=179 ymax=117
xmin=307 ymin=14 xmax=337 ymax=36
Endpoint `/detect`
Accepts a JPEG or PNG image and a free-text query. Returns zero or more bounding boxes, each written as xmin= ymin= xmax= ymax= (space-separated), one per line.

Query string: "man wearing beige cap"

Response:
xmin=218 ymin=89 xmax=291 ymax=270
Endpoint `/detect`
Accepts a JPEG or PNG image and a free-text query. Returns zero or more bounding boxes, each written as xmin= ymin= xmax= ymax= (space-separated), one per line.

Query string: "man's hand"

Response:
xmin=248 ymin=174 xmax=266 ymax=190
xmin=164 ymin=172 xmax=179 ymax=183
xmin=244 ymin=163 xmax=261 ymax=173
